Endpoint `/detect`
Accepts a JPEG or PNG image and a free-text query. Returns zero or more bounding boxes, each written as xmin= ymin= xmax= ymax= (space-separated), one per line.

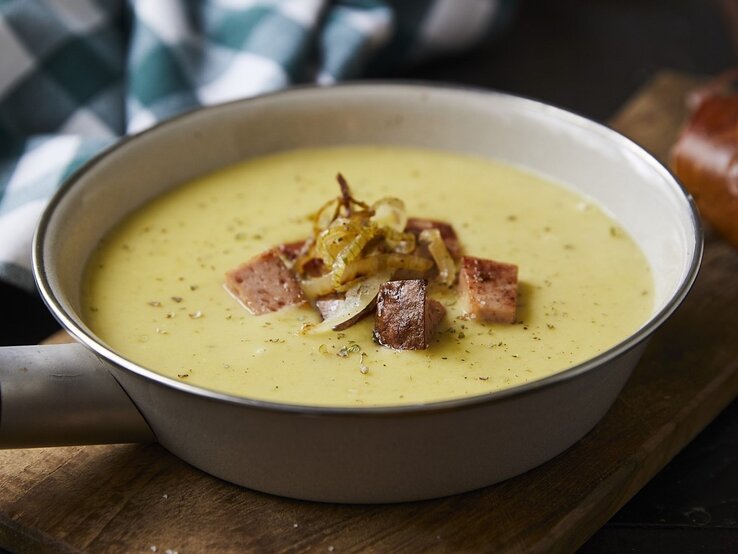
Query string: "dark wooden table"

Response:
xmin=2 ymin=0 xmax=737 ymax=552
xmin=405 ymin=1 xmax=738 ymax=551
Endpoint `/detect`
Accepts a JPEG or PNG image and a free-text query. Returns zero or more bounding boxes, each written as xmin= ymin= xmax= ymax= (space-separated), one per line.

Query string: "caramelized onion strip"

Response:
xmin=331 ymin=223 xmax=378 ymax=287
xmin=371 ymin=197 xmax=407 ymax=232
xmin=339 ymin=254 xmax=432 ymax=288
xmin=382 ymin=228 xmax=416 ymax=254
xmin=420 ymin=228 xmax=457 ymax=286
xmin=300 ymin=254 xmax=433 ymax=297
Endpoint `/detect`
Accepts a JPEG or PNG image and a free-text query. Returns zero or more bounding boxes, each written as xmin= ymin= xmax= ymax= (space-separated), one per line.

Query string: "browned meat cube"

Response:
xmin=405 ymin=218 xmax=462 ymax=259
xmin=315 ymin=292 xmax=377 ymax=331
xmin=426 ymin=298 xmax=446 ymax=335
xmin=299 ymin=257 xmax=326 ymax=278
xmin=278 ymin=240 xmax=326 ymax=277
xmin=225 ymin=249 xmax=305 ymax=315
xmin=373 ymin=280 xmax=446 ymax=350
xmin=278 ymin=240 xmax=308 ymax=262
xmin=459 ymin=256 xmax=518 ymax=323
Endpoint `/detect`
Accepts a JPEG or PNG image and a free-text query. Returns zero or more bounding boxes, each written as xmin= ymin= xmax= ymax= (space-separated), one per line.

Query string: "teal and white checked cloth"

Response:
xmin=0 ymin=0 xmax=515 ymax=291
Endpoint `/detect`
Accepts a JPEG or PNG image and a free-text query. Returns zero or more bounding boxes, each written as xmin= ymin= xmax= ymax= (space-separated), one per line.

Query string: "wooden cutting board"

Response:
xmin=2 ymin=71 xmax=737 ymax=554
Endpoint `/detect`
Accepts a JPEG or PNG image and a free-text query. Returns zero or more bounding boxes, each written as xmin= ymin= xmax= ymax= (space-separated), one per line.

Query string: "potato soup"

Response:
xmin=82 ymin=146 xmax=653 ymax=406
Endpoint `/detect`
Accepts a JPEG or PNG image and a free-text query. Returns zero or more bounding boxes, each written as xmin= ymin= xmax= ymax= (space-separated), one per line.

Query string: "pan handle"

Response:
xmin=0 ymin=343 xmax=155 ymax=448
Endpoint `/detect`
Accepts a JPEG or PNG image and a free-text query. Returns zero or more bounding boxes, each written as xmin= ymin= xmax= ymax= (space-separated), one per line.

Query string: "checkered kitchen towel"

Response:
xmin=0 ymin=0 xmax=515 ymax=292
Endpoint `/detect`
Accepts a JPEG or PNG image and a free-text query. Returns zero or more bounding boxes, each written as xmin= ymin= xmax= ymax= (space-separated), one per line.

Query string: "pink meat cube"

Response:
xmin=459 ymin=256 xmax=518 ymax=323
xmin=225 ymin=249 xmax=305 ymax=315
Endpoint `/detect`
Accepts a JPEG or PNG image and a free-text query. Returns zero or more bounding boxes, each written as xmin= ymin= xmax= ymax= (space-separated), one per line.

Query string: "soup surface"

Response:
xmin=82 ymin=146 xmax=653 ymax=406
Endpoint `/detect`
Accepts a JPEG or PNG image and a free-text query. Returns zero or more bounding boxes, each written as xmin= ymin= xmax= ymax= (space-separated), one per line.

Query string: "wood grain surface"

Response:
xmin=2 ymin=71 xmax=737 ymax=554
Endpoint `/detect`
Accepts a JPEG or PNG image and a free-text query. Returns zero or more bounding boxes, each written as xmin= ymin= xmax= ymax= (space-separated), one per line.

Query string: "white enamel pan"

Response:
xmin=0 ymin=85 xmax=701 ymax=503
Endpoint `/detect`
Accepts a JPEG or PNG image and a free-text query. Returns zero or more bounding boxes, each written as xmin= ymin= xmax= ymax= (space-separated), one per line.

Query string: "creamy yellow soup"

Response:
xmin=82 ymin=146 xmax=653 ymax=406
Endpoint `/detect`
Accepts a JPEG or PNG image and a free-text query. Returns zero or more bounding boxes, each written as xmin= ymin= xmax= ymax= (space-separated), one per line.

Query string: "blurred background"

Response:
xmin=405 ymin=0 xmax=734 ymax=120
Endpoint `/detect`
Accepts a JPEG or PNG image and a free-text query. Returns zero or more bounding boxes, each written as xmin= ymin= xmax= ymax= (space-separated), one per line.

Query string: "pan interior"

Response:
xmin=37 ymin=85 xmax=699 ymax=405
